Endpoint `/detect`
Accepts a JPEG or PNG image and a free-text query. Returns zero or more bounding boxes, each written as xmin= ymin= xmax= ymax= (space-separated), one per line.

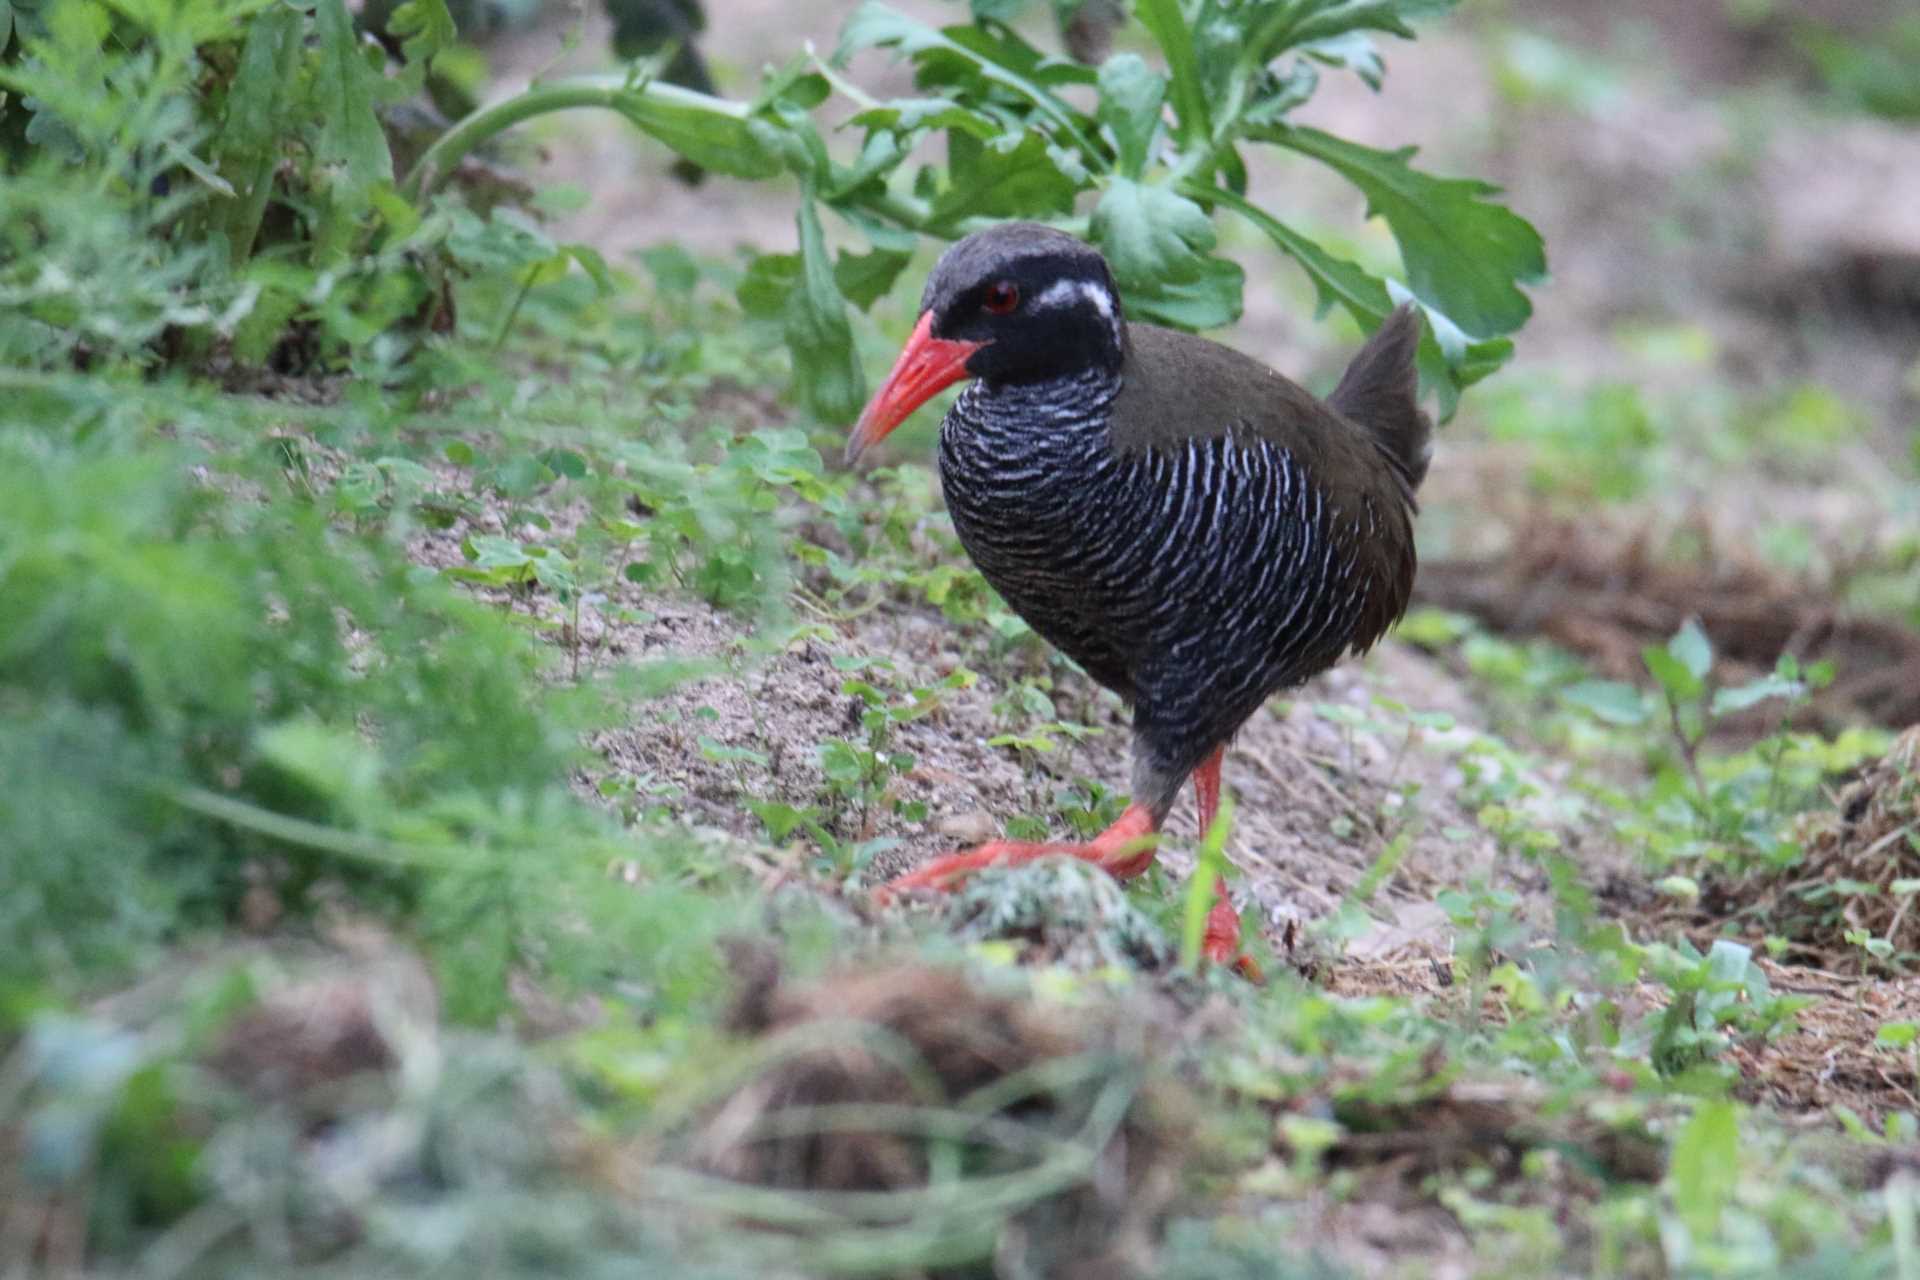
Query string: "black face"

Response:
xmin=921 ymin=223 xmax=1127 ymax=387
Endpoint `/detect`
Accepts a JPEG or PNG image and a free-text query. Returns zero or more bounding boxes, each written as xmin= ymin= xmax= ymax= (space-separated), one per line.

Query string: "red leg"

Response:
xmin=1192 ymin=748 xmax=1263 ymax=983
xmin=1193 ymin=746 xmax=1224 ymax=834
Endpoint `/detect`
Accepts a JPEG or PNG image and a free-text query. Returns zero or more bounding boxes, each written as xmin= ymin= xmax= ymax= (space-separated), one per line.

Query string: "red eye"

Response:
xmin=983 ymin=281 xmax=1020 ymax=315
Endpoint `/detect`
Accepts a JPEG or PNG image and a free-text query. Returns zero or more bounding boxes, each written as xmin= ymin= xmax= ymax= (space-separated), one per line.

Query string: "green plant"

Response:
xmin=1560 ymin=623 xmax=1876 ymax=872
xmin=133 ymin=0 xmax=1538 ymax=415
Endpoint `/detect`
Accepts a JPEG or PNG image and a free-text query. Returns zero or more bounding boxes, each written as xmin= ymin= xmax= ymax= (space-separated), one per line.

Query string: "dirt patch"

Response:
xmin=1417 ymin=512 xmax=1920 ymax=732
xmin=1729 ymin=958 xmax=1920 ymax=1123
xmin=581 ymin=580 xmax=1516 ymax=958
xmin=1654 ymin=727 xmax=1920 ymax=977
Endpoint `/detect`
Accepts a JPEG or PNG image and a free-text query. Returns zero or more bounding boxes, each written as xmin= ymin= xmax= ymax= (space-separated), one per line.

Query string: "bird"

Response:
xmin=846 ymin=223 xmax=1430 ymax=975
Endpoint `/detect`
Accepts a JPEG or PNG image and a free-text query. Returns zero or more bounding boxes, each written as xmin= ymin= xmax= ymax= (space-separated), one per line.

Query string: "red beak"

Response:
xmin=845 ymin=313 xmax=983 ymax=465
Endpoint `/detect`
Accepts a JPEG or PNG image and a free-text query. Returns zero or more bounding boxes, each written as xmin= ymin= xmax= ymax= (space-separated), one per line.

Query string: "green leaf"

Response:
xmin=1097 ymin=53 xmax=1165 ymax=178
xmin=1879 ymin=1022 xmax=1920 ymax=1048
xmin=737 ymin=252 xmax=800 ymax=323
xmin=1092 ymin=178 xmax=1214 ymax=283
xmin=834 ymin=2 xmax=1099 ymax=163
xmin=639 ymin=244 xmax=699 ymax=296
xmin=389 ymin=0 xmax=456 ymax=90
xmin=1092 ymin=179 xmax=1243 ymax=329
xmin=1302 ymin=31 xmax=1384 ymax=89
xmin=213 ymin=1 xmax=301 ymax=261
xmin=787 ymin=196 xmax=865 ymax=421
xmin=1670 ymin=1099 xmax=1739 ymax=1239
xmin=312 ymin=0 xmax=394 ymax=199
xmin=1207 ymin=186 xmax=1502 ymax=416
xmin=1642 ymin=646 xmax=1703 ymax=703
xmin=1207 ymin=185 xmax=1389 ymax=324
xmin=1668 ymin=618 xmax=1713 ymax=681
xmin=1710 ymin=673 xmax=1805 ymax=716
xmin=931 ymin=130 xmax=1078 ymax=231
xmin=1134 ymin=0 xmax=1209 ymax=149
xmin=1125 ymin=256 xmax=1244 ymax=329
xmin=834 ymin=0 xmax=931 ymax=60
xmin=833 ymin=246 xmax=912 ymax=309
xmin=850 ymin=96 xmax=1002 ymax=138
xmin=610 ymin=89 xmax=781 ymax=179
xmin=563 ymin=244 xmax=616 ymax=294
xmin=1268 ymin=125 xmax=1544 ymax=339
xmin=1288 ymin=0 xmax=1458 ymax=46
xmin=1561 ymin=679 xmax=1648 ymax=726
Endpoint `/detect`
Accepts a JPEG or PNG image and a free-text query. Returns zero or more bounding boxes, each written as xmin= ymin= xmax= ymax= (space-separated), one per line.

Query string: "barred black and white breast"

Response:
xmin=939 ymin=319 xmax=1423 ymax=786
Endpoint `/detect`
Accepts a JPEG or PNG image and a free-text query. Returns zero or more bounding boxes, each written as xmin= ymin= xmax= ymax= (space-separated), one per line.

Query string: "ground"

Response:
xmin=470 ymin=2 xmax=1918 ymax=1268
xmin=472 ymin=0 xmax=1917 ymax=978
xmin=8 ymin=0 xmax=1920 ymax=1276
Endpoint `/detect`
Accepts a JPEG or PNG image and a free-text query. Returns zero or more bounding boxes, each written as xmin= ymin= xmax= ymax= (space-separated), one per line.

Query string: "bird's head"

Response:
xmin=846 ymin=223 xmax=1124 ymax=463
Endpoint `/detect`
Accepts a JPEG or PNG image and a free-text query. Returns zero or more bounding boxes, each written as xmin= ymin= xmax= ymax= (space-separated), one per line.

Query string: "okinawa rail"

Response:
xmin=846 ymin=223 xmax=1430 ymax=975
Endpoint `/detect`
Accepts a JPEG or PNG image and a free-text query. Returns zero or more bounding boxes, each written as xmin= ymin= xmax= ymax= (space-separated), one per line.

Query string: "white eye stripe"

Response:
xmin=1034 ymin=277 xmax=1115 ymax=320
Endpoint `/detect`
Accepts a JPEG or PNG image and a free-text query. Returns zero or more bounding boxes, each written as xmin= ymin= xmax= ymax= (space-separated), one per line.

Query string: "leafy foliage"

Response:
xmin=0 ymin=381 xmax=747 ymax=1026
xmin=2 ymin=0 xmax=1539 ymax=422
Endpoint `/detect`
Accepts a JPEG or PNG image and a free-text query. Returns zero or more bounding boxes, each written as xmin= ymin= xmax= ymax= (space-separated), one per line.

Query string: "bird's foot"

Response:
xmin=1203 ymin=885 xmax=1264 ymax=984
xmin=873 ymin=805 xmax=1159 ymax=901
xmin=874 ymin=805 xmax=1262 ymax=980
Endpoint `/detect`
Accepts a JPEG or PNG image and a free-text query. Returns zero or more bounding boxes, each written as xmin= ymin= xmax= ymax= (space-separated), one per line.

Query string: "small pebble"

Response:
xmin=936 ymin=812 xmax=998 ymax=845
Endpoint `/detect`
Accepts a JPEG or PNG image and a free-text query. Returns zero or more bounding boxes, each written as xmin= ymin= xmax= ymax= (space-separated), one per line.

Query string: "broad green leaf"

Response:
xmin=1561 ymin=679 xmax=1648 ymax=726
xmin=931 ymin=131 xmax=1078 ymax=231
xmin=1670 ymin=1099 xmax=1739 ymax=1239
xmin=1668 ymin=618 xmax=1713 ymax=681
xmin=1229 ymin=196 xmax=1389 ymax=324
xmin=1123 ymin=255 xmax=1243 ymax=330
xmin=610 ymin=85 xmax=781 ymax=179
xmin=1097 ymin=53 xmax=1165 ymax=178
xmin=788 ymin=196 xmax=864 ymax=421
xmin=1705 ymin=938 xmax=1752 ymax=986
xmin=1092 ymin=178 xmax=1215 ymax=285
xmin=1269 ymin=125 xmax=1544 ymax=339
xmin=833 ymin=246 xmax=912 ymax=309
xmin=1642 ymin=646 xmax=1702 ymax=702
xmin=213 ymin=1 xmax=300 ymax=260
xmin=1205 ymin=185 xmax=1398 ymax=332
xmin=1208 ymin=184 xmax=1492 ymax=414
xmin=257 ymin=718 xmax=382 ymax=816
xmin=312 ymin=0 xmax=394 ymax=199
xmin=752 ymin=57 xmax=831 ymax=113
xmin=736 ymin=252 xmax=800 ymax=324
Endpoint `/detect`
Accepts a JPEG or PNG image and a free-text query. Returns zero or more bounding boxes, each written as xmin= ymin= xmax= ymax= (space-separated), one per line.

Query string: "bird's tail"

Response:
xmin=1329 ymin=303 xmax=1431 ymax=494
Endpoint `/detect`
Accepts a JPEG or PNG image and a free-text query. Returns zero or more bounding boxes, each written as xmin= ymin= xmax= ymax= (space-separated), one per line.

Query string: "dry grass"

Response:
xmin=1419 ymin=515 xmax=1920 ymax=731
xmin=616 ymin=953 xmax=1194 ymax=1278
